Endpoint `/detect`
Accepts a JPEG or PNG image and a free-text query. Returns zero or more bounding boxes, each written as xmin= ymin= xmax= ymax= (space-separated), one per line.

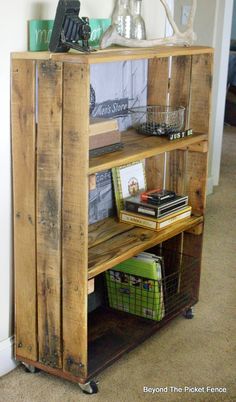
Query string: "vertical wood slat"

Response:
xmin=169 ymin=56 xmax=192 ymax=127
xmin=183 ymin=54 xmax=212 ymax=301
xmin=166 ymin=56 xmax=191 ymax=194
xmin=37 ymin=61 xmax=63 ymax=368
xmin=62 ymin=63 xmax=90 ymax=379
xmin=189 ymin=54 xmax=213 ymax=134
xmin=186 ymin=53 xmax=213 ymax=215
xmin=11 ymin=59 xmax=37 ymax=361
xmin=146 ymin=58 xmax=169 ymax=189
xmin=182 ymin=229 xmax=204 ymax=302
xmin=185 ymin=152 xmax=208 ymax=216
xmin=147 ymin=57 xmax=169 ymax=106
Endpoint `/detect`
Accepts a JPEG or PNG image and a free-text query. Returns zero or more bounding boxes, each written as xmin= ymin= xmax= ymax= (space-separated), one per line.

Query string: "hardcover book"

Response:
xmin=89 ymin=118 xmax=119 ymax=136
xmin=112 ymin=161 xmax=147 ymax=215
xmin=120 ymin=206 xmax=192 ymax=231
xmin=89 ymin=130 xmax=121 ymax=150
xmin=89 ymin=170 xmax=115 ymax=224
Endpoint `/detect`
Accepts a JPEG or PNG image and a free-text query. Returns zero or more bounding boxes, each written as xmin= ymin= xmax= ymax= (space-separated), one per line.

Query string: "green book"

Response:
xmin=106 ymin=255 xmax=165 ymax=321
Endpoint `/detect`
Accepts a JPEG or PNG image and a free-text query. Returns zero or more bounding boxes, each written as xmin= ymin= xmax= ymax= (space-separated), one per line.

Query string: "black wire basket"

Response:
xmin=130 ymin=105 xmax=185 ymax=136
xmin=105 ymin=250 xmax=198 ymax=322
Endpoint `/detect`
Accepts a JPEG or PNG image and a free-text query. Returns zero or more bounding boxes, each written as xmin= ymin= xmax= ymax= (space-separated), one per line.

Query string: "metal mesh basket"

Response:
xmin=105 ymin=250 xmax=198 ymax=322
xmin=130 ymin=105 xmax=185 ymax=136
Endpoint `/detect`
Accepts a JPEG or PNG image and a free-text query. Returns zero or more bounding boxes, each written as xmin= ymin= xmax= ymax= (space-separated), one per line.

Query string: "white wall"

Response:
xmin=174 ymin=0 xmax=216 ymax=45
xmin=174 ymin=0 xmax=233 ymax=192
xmin=0 ymin=0 xmax=166 ymax=376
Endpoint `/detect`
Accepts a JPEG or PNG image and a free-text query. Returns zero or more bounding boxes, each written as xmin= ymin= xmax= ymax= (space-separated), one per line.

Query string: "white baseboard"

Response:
xmin=0 ymin=336 xmax=17 ymax=376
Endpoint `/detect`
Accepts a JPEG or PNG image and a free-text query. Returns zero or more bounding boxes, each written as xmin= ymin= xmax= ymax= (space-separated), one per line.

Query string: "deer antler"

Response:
xmin=100 ymin=0 xmax=197 ymax=49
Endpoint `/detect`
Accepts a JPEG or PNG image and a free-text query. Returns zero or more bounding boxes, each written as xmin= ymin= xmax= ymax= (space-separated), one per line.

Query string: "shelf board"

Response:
xmin=89 ymin=131 xmax=207 ymax=174
xmin=12 ymin=46 xmax=213 ymax=64
xmin=88 ymin=303 xmax=196 ymax=379
xmin=88 ymin=215 xmax=203 ymax=279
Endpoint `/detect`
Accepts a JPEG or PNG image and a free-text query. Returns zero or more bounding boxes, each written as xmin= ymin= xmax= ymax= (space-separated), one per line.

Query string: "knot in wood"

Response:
xmin=140 ymin=233 xmax=148 ymax=241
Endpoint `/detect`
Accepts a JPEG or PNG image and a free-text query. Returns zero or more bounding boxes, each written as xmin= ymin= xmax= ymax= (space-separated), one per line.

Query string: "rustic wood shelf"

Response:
xmin=89 ymin=131 xmax=208 ymax=174
xmin=88 ymin=216 xmax=203 ymax=279
xmin=12 ymin=45 xmax=213 ymax=64
xmin=11 ymin=46 xmax=212 ymax=388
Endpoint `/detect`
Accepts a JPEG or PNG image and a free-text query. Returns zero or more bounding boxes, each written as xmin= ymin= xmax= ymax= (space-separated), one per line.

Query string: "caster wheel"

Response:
xmin=78 ymin=380 xmax=99 ymax=394
xmin=21 ymin=363 xmax=40 ymax=373
xmin=184 ymin=307 xmax=194 ymax=319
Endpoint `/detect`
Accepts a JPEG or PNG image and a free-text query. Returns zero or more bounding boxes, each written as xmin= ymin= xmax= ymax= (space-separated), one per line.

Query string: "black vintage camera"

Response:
xmin=49 ymin=0 xmax=92 ymax=53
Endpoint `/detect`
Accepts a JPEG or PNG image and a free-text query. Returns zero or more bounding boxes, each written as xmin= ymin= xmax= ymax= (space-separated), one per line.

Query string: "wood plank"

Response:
xmin=62 ymin=63 xmax=90 ymax=379
xmin=189 ymin=54 xmax=213 ymax=133
xmin=183 ymin=232 xmax=204 ymax=301
xmin=146 ymin=57 xmax=169 ymax=190
xmin=166 ymin=55 xmax=192 ymax=194
xmin=89 ymin=131 xmax=207 ymax=175
xmin=188 ymin=140 xmax=208 ymax=153
xmin=59 ymin=46 xmax=213 ymax=64
xmin=88 ymin=216 xmax=203 ymax=279
xmin=11 ymin=46 xmax=213 ymax=64
xmin=88 ymin=217 xmax=134 ymax=249
xmin=169 ymin=56 xmax=192 ymax=127
xmin=166 ymin=149 xmax=187 ymax=195
xmin=186 ymin=223 xmax=203 ymax=235
xmin=11 ymin=59 xmax=37 ymax=361
xmin=37 ymin=61 xmax=63 ymax=368
xmin=185 ymin=151 xmax=208 ymax=216
xmin=145 ymin=154 xmax=165 ymax=190
xmin=148 ymin=57 xmax=169 ymax=105
xmin=15 ymin=355 xmax=88 ymax=385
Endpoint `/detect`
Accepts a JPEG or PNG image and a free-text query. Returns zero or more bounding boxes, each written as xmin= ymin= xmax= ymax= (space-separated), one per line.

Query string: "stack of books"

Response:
xmin=112 ymin=161 xmax=191 ymax=231
xmin=121 ymin=190 xmax=191 ymax=231
xmin=89 ymin=118 xmax=123 ymax=157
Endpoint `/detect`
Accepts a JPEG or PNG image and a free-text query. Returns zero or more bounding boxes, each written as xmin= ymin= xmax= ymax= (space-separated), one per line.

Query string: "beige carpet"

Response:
xmin=0 ymin=127 xmax=235 ymax=402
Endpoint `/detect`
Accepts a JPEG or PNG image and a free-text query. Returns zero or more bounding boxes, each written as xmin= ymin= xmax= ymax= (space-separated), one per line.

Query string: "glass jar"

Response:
xmin=112 ymin=0 xmax=133 ymax=39
xmin=131 ymin=0 xmax=146 ymax=40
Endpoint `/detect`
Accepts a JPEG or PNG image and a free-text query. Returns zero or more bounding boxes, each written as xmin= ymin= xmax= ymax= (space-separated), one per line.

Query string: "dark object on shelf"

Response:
xmin=140 ymin=189 xmax=176 ymax=205
xmin=49 ymin=0 xmax=92 ymax=53
xmin=130 ymin=105 xmax=185 ymax=136
xmin=89 ymin=142 xmax=124 ymax=157
xmin=125 ymin=194 xmax=189 ymax=219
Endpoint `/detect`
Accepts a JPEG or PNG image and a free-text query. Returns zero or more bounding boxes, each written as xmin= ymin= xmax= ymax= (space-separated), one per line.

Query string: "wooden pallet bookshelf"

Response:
xmin=11 ymin=46 xmax=213 ymax=387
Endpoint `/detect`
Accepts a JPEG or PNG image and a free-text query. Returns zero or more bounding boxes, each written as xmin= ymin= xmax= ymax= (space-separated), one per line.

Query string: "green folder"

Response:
xmin=106 ymin=256 xmax=165 ymax=321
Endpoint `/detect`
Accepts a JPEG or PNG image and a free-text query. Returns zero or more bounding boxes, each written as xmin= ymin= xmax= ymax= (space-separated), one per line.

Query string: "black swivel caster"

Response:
xmin=78 ymin=380 xmax=99 ymax=394
xmin=184 ymin=307 xmax=194 ymax=319
xmin=21 ymin=362 xmax=40 ymax=373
